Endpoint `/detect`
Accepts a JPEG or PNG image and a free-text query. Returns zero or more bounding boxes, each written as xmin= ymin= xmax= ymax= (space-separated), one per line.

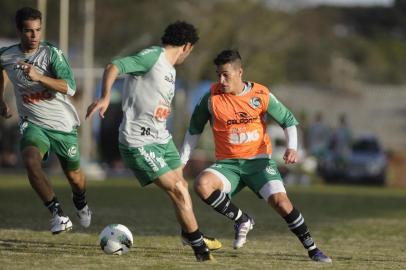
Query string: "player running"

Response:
xmin=86 ymin=21 xmax=220 ymax=262
xmin=0 ymin=7 xmax=91 ymax=234
xmin=180 ymin=49 xmax=332 ymax=263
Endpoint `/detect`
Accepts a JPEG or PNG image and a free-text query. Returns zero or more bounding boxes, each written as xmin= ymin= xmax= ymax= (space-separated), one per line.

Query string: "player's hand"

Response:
xmin=17 ymin=61 xmax=42 ymax=82
xmin=283 ymin=148 xmax=298 ymax=164
xmin=0 ymin=100 xmax=12 ymax=119
xmin=86 ymin=99 xmax=109 ymax=119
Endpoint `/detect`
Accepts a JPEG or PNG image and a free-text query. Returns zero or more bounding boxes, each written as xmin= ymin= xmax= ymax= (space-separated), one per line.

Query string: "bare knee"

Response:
xmin=66 ymin=169 xmax=85 ymax=191
xmin=268 ymin=193 xmax=293 ymax=216
xmin=170 ymin=179 xmax=192 ymax=211
xmin=194 ymin=173 xmax=218 ymax=199
xmin=22 ymin=147 xmax=42 ymax=169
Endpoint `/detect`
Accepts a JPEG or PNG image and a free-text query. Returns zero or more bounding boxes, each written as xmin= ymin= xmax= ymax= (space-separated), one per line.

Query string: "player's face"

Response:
xmin=216 ymin=63 xmax=243 ymax=94
xmin=176 ymin=43 xmax=194 ymax=65
xmin=18 ymin=19 xmax=42 ymax=52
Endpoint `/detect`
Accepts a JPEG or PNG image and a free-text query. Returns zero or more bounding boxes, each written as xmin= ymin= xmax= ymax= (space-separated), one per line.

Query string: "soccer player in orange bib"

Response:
xmin=181 ymin=49 xmax=331 ymax=263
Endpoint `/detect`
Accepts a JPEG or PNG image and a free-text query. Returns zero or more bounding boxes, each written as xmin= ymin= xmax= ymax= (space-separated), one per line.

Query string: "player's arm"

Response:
xmin=86 ymin=46 xmax=161 ymax=119
xmin=25 ymin=69 xmax=70 ymax=94
xmin=86 ymin=63 xmax=119 ymax=119
xmin=180 ymin=91 xmax=211 ymax=165
xmin=0 ymin=67 xmax=12 ymax=119
xmin=19 ymin=45 xmax=77 ymax=95
xmin=267 ymin=92 xmax=299 ymax=164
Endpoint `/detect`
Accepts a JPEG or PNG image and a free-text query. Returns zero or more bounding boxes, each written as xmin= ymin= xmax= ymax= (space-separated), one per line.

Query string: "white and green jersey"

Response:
xmin=0 ymin=42 xmax=79 ymax=132
xmin=112 ymin=46 xmax=176 ymax=147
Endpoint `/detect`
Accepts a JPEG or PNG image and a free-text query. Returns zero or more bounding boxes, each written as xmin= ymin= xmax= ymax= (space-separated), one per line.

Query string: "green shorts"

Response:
xmin=204 ymin=158 xmax=285 ymax=199
xmin=19 ymin=121 xmax=80 ymax=171
xmin=119 ymin=139 xmax=182 ymax=186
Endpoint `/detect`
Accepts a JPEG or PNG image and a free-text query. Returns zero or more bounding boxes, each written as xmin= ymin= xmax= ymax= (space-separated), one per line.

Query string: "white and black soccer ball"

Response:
xmin=99 ymin=224 xmax=133 ymax=255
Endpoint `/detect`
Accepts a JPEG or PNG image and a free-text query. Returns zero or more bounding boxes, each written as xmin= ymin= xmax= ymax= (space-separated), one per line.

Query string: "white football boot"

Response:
xmin=76 ymin=205 xmax=92 ymax=228
xmin=233 ymin=215 xmax=255 ymax=249
xmin=50 ymin=214 xmax=73 ymax=234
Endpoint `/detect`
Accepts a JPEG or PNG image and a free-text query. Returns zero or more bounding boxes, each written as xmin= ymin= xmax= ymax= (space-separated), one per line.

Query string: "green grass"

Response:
xmin=1 ymin=175 xmax=406 ymax=269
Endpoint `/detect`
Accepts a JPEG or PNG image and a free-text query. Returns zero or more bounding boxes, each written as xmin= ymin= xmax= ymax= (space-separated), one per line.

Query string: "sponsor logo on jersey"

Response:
xmin=68 ymin=145 xmax=77 ymax=157
xmin=255 ymin=89 xmax=266 ymax=95
xmin=229 ymin=129 xmax=260 ymax=144
xmin=249 ymin=97 xmax=261 ymax=109
xmin=226 ymin=112 xmax=258 ymax=126
xmin=266 ymin=166 xmax=277 ymax=175
xmin=154 ymin=103 xmax=171 ymax=122
xmin=22 ymin=90 xmax=54 ymax=104
xmin=164 ymin=73 xmax=175 ymax=85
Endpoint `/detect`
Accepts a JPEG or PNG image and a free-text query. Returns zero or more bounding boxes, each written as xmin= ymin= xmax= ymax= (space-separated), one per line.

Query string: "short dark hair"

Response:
xmin=214 ymin=50 xmax=242 ymax=66
xmin=161 ymin=21 xmax=199 ymax=46
xmin=15 ymin=7 xmax=42 ymax=30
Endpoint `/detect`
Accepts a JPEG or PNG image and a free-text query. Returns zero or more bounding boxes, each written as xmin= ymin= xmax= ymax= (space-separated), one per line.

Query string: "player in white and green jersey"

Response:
xmin=0 ymin=7 xmax=91 ymax=234
xmin=86 ymin=21 xmax=218 ymax=262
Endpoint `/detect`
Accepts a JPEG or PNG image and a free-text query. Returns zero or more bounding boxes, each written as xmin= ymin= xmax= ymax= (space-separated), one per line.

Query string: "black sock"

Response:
xmin=44 ymin=197 xmax=64 ymax=216
xmin=283 ymin=208 xmax=316 ymax=251
xmin=204 ymin=190 xmax=247 ymax=223
xmin=72 ymin=191 xmax=87 ymax=210
xmin=182 ymin=229 xmax=208 ymax=254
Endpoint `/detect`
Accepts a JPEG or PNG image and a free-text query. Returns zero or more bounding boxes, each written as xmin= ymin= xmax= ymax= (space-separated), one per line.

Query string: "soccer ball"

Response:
xmin=99 ymin=224 xmax=133 ymax=255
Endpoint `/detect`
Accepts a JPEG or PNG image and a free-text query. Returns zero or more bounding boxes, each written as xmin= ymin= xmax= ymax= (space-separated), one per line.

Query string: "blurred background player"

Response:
xmin=330 ymin=113 xmax=352 ymax=169
xmin=86 ymin=21 xmax=220 ymax=262
xmin=0 ymin=7 xmax=91 ymax=234
xmin=307 ymin=111 xmax=330 ymax=160
xmin=180 ymin=49 xmax=332 ymax=263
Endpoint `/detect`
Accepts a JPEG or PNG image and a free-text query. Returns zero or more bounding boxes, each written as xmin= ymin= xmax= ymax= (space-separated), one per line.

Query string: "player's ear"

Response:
xmin=183 ymin=43 xmax=192 ymax=52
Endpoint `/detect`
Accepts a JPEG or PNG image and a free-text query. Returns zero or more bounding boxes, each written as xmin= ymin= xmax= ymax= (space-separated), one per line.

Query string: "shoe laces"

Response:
xmin=234 ymin=219 xmax=251 ymax=237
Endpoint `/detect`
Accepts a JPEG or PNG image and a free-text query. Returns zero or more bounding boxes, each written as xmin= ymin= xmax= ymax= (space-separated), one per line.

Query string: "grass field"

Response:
xmin=1 ymin=174 xmax=406 ymax=270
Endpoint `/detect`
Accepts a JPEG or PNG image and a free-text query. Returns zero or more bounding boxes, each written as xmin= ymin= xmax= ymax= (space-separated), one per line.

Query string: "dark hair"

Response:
xmin=214 ymin=50 xmax=242 ymax=66
xmin=161 ymin=21 xmax=199 ymax=46
xmin=15 ymin=7 xmax=42 ymax=30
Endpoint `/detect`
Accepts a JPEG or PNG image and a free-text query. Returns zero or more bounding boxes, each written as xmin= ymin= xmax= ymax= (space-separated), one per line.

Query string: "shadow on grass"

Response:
xmin=1 ymin=178 xmax=406 ymax=236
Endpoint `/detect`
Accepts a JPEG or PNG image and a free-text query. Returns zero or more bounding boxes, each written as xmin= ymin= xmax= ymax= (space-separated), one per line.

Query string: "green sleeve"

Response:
xmin=267 ymin=92 xmax=299 ymax=128
xmin=188 ymin=91 xmax=211 ymax=135
xmin=112 ymin=46 xmax=162 ymax=75
xmin=48 ymin=44 xmax=76 ymax=91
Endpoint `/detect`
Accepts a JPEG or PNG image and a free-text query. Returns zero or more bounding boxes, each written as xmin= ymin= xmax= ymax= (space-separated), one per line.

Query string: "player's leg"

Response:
xmin=172 ymin=168 xmax=222 ymax=251
xmin=119 ymin=141 xmax=213 ymax=261
xmin=155 ymin=170 xmax=213 ymax=261
xmin=267 ymin=191 xmax=331 ymax=263
xmin=63 ymin=168 xmax=91 ymax=228
xmin=254 ymin=159 xmax=332 ymax=263
xmin=195 ymin=161 xmax=254 ymax=249
xmin=52 ymin=129 xmax=91 ymax=228
xmin=20 ymin=122 xmax=71 ymax=234
xmin=22 ymin=146 xmax=54 ymax=202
